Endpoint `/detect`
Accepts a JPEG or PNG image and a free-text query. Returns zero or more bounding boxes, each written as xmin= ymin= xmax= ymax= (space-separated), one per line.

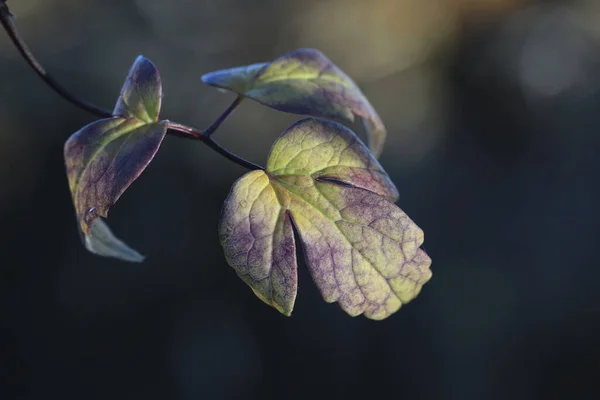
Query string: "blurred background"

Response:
xmin=1 ymin=0 xmax=600 ymax=399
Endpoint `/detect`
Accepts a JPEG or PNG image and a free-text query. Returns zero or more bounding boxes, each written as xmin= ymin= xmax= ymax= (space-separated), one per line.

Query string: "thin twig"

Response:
xmin=167 ymin=122 xmax=264 ymax=171
xmin=0 ymin=2 xmax=112 ymax=118
xmin=203 ymin=95 xmax=243 ymax=137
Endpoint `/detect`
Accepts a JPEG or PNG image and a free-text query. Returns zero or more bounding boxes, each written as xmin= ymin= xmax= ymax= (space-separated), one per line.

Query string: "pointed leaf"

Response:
xmin=114 ymin=56 xmax=162 ymax=123
xmin=64 ymin=117 xmax=167 ymax=261
xmin=219 ymin=118 xmax=431 ymax=319
xmin=64 ymin=55 xmax=167 ymax=261
xmin=202 ymin=49 xmax=387 ymax=157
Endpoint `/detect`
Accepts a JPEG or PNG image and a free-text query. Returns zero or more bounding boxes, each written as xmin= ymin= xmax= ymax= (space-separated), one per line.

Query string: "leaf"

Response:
xmin=219 ymin=118 xmax=431 ymax=320
xmin=64 ymin=56 xmax=167 ymax=262
xmin=114 ymin=56 xmax=162 ymax=123
xmin=202 ymin=48 xmax=387 ymax=157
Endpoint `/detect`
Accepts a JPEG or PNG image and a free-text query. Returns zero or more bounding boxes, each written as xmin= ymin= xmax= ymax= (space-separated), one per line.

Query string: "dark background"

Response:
xmin=1 ymin=0 xmax=599 ymax=399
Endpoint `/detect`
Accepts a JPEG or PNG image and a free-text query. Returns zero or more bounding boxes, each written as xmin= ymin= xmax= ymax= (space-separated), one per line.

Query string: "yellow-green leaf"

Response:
xmin=219 ymin=118 xmax=431 ymax=319
xmin=202 ymin=48 xmax=387 ymax=157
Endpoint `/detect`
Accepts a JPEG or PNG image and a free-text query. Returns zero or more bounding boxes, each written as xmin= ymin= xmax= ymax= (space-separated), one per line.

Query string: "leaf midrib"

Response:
xmin=255 ymin=74 xmax=356 ymax=89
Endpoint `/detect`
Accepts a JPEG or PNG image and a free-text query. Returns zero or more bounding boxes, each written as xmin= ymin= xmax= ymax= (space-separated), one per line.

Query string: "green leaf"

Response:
xmin=114 ymin=56 xmax=163 ymax=123
xmin=64 ymin=56 xmax=167 ymax=262
xmin=202 ymin=48 xmax=387 ymax=157
xmin=219 ymin=118 xmax=431 ymax=319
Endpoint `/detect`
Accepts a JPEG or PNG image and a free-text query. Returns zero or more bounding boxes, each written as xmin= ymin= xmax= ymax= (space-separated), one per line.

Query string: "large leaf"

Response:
xmin=202 ymin=48 xmax=387 ymax=157
xmin=219 ymin=118 xmax=431 ymax=320
xmin=64 ymin=56 xmax=167 ymax=262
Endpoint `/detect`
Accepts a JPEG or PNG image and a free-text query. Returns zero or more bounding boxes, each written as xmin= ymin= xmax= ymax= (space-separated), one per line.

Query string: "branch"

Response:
xmin=0 ymin=2 xmax=112 ymax=118
xmin=203 ymin=95 xmax=243 ymax=137
xmin=167 ymin=122 xmax=263 ymax=171
xmin=0 ymin=2 xmax=262 ymax=171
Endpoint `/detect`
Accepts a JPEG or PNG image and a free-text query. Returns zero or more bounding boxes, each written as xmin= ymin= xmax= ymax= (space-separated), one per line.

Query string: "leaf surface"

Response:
xmin=219 ymin=118 xmax=431 ymax=319
xmin=64 ymin=56 xmax=166 ymax=261
xmin=202 ymin=49 xmax=387 ymax=157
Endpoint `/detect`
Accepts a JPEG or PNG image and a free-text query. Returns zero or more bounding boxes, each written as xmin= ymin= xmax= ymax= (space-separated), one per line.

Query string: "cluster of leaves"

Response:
xmin=64 ymin=49 xmax=432 ymax=320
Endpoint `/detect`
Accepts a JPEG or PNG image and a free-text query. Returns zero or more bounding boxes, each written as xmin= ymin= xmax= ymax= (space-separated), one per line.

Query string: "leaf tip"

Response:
xmin=84 ymin=219 xmax=145 ymax=263
xmin=131 ymin=54 xmax=156 ymax=72
xmin=200 ymin=69 xmax=235 ymax=92
xmin=249 ymin=286 xmax=294 ymax=316
xmin=275 ymin=303 xmax=294 ymax=317
xmin=200 ymin=71 xmax=215 ymax=84
xmin=114 ymin=55 xmax=162 ymax=122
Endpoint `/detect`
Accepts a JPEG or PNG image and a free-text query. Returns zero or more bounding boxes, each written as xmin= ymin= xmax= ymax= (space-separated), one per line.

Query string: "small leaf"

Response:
xmin=202 ymin=48 xmax=387 ymax=157
xmin=219 ymin=118 xmax=431 ymax=319
xmin=114 ymin=56 xmax=162 ymax=123
xmin=64 ymin=56 xmax=167 ymax=261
